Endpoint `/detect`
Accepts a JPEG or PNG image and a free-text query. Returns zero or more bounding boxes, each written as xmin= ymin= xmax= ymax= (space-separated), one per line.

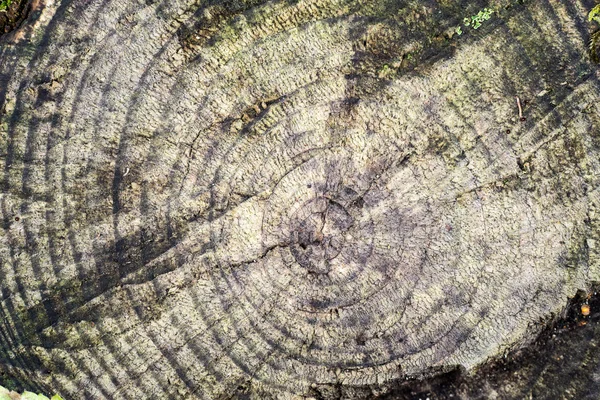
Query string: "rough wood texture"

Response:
xmin=378 ymin=286 xmax=600 ymax=399
xmin=0 ymin=0 xmax=599 ymax=398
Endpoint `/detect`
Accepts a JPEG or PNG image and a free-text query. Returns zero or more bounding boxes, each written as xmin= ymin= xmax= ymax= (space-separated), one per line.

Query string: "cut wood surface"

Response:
xmin=0 ymin=0 xmax=599 ymax=398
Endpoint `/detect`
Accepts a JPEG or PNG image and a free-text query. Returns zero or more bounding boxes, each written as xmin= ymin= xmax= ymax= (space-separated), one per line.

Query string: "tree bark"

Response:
xmin=0 ymin=0 xmax=599 ymax=398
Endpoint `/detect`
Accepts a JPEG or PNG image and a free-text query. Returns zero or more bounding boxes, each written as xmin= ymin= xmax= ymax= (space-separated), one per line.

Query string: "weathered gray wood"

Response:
xmin=0 ymin=0 xmax=599 ymax=398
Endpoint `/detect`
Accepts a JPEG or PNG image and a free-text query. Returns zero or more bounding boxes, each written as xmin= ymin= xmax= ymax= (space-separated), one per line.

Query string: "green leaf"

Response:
xmin=0 ymin=385 xmax=11 ymax=400
xmin=22 ymin=392 xmax=42 ymax=400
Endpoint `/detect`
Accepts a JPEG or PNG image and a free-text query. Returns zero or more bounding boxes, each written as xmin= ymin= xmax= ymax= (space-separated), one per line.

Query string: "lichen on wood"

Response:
xmin=0 ymin=0 xmax=599 ymax=398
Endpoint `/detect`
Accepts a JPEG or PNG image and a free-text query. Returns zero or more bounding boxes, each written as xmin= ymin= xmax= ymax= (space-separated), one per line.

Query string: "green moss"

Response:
xmin=0 ymin=0 xmax=11 ymax=12
xmin=450 ymin=7 xmax=494 ymax=40
xmin=463 ymin=8 xmax=494 ymax=30
xmin=378 ymin=64 xmax=396 ymax=78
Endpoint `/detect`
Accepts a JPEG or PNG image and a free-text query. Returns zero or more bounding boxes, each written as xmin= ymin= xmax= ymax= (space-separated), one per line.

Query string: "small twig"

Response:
xmin=515 ymin=96 xmax=523 ymax=119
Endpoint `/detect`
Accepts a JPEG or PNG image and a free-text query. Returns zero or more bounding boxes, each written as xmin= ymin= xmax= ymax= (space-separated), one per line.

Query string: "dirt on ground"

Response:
xmin=377 ymin=284 xmax=600 ymax=399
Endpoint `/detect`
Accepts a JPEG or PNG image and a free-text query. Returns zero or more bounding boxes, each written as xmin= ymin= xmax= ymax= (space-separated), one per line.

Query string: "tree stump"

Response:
xmin=0 ymin=0 xmax=599 ymax=398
